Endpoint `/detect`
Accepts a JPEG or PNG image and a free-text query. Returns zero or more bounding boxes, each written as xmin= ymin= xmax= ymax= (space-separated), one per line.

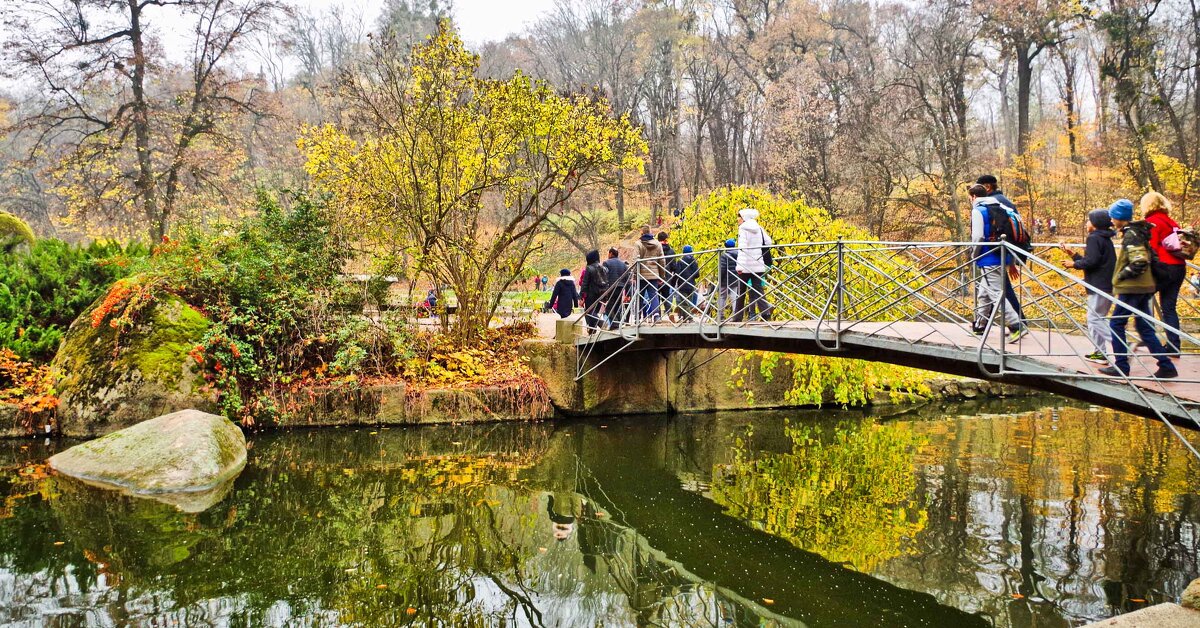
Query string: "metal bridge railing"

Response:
xmin=574 ymin=240 xmax=1200 ymax=460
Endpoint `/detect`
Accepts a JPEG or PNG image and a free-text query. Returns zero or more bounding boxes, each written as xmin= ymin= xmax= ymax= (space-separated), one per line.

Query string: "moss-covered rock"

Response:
xmin=47 ymin=409 xmax=246 ymax=513
xmin=52 ymin=292 xmax=216 ymax=437
xmin=0 ymin=210 xmax=35 ymax=254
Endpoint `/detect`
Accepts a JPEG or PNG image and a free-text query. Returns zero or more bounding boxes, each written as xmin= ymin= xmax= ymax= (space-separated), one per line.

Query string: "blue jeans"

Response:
xmin=641 ymin=281 xmax=662 ymax=319
xmin=1110 ymin=293 xmax=1173 ymax=373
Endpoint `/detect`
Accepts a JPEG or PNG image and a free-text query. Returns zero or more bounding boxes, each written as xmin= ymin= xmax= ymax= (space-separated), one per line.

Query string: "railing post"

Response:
xmin=836 ymin=238 xmax=845 ymax=348
xmin=999 ymin=236 xmax=1007 ymax=373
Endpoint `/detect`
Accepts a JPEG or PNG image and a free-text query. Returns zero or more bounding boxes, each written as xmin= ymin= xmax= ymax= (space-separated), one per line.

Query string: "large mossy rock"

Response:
xmin=47 ymin=409 xmax=246 ymax=512
xmin=52 ymin=292 xmax=215 ymax=437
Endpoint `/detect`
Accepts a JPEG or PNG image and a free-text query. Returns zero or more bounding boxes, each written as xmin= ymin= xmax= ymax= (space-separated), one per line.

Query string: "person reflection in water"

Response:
xmin=547 ymin=493 xmax=580 ymax=541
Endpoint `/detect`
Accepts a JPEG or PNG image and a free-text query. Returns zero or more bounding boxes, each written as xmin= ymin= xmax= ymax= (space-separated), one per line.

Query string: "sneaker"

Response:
xmin=971 ymin=325 xmax=986 ymax=336
xmin=1084 ymin=351 xmax=1107 ymax=364
xmin=1154 ymin=366 xmax=1179 ymax=379
xmin=1007 ymin=325 xmax=1028 ymax=343
xmin=1098 ymin=366 xmax=1128 ymax=377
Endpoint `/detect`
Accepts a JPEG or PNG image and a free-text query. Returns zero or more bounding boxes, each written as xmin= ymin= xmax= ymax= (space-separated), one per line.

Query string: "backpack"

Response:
xmin=984 ymin=203 xmax=1033 ymax=260
xmin=1162 ymin=227 xmax=1199 ymax=261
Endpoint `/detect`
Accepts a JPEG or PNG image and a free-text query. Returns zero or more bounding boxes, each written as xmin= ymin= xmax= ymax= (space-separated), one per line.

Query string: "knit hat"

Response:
xmin=682 ymin=245 xmax=693 ymax=253
xmin=1108 ymin=199 xmax=1134 ymax=221
xmin=559 ymin=268 xmax=570 ymax=276
xmin=1087 ymin=208 xmax=1112 ymax=230
xmin=725 ymin=239 xmax=736 ymax=247
xmin=738 ymin=208 xmax=759 ymax=221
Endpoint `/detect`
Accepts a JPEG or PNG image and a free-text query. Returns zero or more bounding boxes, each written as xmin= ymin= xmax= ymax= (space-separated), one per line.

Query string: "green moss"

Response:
xmin=125 ymin=299 xmax=210 ymax=387
xmin=0 ymin=211 xmax=35 ymax=252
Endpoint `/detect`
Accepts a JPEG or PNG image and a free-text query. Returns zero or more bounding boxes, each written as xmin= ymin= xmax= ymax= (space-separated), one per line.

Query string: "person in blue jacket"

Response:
xmin=977 ymin=174 xmax=1025 ymax=322
xmin=549 ymin=268 xmax=579 ymax=318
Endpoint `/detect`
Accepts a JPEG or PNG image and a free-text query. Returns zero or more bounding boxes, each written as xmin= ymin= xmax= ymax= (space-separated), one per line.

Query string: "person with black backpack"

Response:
xmin=976 ymin=174 xmax=1027 ymax=322
xmin=970 ymin=184 xmax=1027 ymax=342
xmin=1099 ymin=199 xmax=1177 ymax=379
xmin=580 ymin=249 xmax=609 ymax=333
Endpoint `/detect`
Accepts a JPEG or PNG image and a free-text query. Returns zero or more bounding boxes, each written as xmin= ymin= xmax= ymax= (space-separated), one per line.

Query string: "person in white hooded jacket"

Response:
xmin=734 ymin=208 xmax=773 ymax=321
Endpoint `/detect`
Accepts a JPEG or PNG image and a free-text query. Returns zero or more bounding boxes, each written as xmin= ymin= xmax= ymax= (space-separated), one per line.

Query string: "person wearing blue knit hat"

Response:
xmin=718 ymin=238 xmax=740 ymax=318
xmin=676 ymin=245 xmax=700 ymax=320
xmin=1100 ymin=198 xmax=1177 ymax=378
xmin=1108 ymin=198 xmax=1134 ymax=222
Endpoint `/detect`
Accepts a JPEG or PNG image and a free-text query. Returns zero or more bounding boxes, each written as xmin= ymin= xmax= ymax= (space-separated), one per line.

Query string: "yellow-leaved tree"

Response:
xmin=300 ymin=23 xmax=647 ymax=343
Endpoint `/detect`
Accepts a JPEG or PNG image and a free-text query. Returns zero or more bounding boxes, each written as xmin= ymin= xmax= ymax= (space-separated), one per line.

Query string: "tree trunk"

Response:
xmin=1056 ymin=47 xmax=1081 ymax=164
xmin=128 ymin=0 xmax=160 ymax=242
xmin=1016 ymin=44 xmax=1034 ymax=156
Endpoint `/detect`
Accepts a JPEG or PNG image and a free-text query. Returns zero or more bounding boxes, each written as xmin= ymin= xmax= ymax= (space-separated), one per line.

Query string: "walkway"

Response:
xmin=572 ymin=241 xmax=1200 ymax=456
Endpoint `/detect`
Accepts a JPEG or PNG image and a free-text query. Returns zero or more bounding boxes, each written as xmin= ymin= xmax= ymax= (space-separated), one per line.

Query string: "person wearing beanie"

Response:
xmin=549 ymin=267 xmax=579 ymax=319
xmin=635 ymin=225 xmax=665 ymax=320
xmin=1060 ymin=209 xmax=1116 ymax=362
xmin=718 ymin=238 xmax=740 ymax=317
xmin=1140 ymin=191 xmax=1186 ymax=355
xmin=735 ymin=208 xmax=774 ymax=321
xmin=1100 ymin=200 xmax=1177 ymax=378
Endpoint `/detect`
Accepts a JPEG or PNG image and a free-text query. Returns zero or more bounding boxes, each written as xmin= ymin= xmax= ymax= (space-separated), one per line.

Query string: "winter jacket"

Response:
xmin=550 ymin=276 xmax=579 ymax=317
xmin=735 ymin=220 xmax=773 ymax=274
xmin=1071 ymin=228 xmax=1116 ymax=294
xmin=660 ymin=242 xmax=679 ymax=286
xmin=677 ymin=254 xmax=699 ymax=295
xmin=580 ymin=251 xmax=608 ymax=306
xmin=602 ymin=257 xmax=628 ymax=286
xmin=971 ymin=197 xmax=1007 ymax=267
xmin=636 ymin=235 xmax=665 ymax=282
xmin=1112 ymin=222 xmax=1157 ymax=295
xmin=719 ymin=250 xmax=738 ymax=289
xmin=1145 ymin=209 xmax=1185 ymax=266
xmin=990 ymin=190 xmax=1017 ymax=212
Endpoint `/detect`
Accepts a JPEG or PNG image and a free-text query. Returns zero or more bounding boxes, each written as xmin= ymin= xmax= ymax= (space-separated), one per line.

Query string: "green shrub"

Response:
xmin=0 ymin=239 xmax=146 ymax=362
xmin=92 ymin=190 xmax=365 ymax=424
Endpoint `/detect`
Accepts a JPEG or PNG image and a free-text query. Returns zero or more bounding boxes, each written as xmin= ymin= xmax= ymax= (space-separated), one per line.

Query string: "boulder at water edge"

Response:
xmin=52 ymin=291 xmax=215 ymax=437
xmin=48 ymin=409 xmax=247 ymax=512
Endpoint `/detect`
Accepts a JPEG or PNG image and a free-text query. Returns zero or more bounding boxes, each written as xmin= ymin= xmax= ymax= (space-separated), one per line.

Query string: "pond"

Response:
xmin=1 ymin=398 xmax=1198 ymax=627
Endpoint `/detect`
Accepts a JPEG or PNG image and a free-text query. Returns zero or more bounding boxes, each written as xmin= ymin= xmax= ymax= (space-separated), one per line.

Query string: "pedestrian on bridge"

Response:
xmin=1060 ymin=209 xmax=1116 ymax=363
xmin=636 ymin=225 xmax=666 ymax=320
xmin=718 ymin=239 xmax=739 ymax=318
xmin=603 ymin=248 xmax=629 ymax=327
xmin=1142 ymin=191 xmax=1186 ymax=357
xmin=976 ymin=174 xmax=1026 ymax=324
xmin=970 ymin=184 xmax=1027 ymax=342
xmin=1101 ymin=200 xmax=1178 ymax=379
xmin=734 ymin=208 xmax=773 ymax=322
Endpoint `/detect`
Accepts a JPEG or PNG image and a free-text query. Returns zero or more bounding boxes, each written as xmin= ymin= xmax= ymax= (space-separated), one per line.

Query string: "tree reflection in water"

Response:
xmin=0 ymin=401 xmax=1197 ymax=627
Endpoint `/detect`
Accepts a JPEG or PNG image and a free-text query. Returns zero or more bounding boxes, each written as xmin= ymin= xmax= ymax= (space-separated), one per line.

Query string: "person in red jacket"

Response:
xmin=1141 ymin=191 xmax=1186 ymax=356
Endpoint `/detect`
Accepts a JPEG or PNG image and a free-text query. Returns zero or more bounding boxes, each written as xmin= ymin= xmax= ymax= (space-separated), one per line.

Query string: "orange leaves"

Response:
xmin=0 ymin=349 xmax=59 ymax=423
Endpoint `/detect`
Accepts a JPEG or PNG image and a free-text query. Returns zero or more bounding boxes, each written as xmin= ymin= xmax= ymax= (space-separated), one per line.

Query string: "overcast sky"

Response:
xmin=294 ymin=0 xmax=559 ymax=45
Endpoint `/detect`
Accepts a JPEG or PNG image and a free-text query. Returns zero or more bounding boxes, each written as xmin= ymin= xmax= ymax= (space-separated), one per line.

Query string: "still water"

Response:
xmin=1 ymin=399 xmax=1198 ymax=627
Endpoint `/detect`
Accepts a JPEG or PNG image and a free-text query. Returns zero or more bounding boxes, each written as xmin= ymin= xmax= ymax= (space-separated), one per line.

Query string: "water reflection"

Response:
xmin=0 ymin=400 xmax=1196 ymax=627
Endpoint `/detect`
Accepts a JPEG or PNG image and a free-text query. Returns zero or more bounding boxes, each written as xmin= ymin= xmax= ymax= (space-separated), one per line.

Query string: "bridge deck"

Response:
xmin=575 ymin=320 xmax=1200 ymax=423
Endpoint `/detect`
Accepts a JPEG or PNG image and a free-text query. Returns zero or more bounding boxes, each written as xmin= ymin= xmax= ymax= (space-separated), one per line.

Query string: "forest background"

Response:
xmin=2 ymin=0 xmax=1199 ymax=249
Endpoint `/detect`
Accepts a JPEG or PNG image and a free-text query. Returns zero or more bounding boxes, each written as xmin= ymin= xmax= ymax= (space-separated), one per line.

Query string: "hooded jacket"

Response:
xmin=636 ymin=235 xmax=665 ymax=282
xmin=1145 ymin=208 xmax=1185 ymax=266
xmin=550 ymin=274 xmax=579 ymax=317
xmin=580 ymin=250 xmax=608 ymax=305
xmin=1113 ymin=221 xmax=1157 ymax=295
xmin=1071 ymin=227 xmax=1116 ymax=294
xmin=971 ymin=196 xmax=1007 ymax=267
xmin=602 ymin=256 xmax=628 ymax=286
xmin=736 ymin=219 xmax=773 ymax=274
xmin=676 ymin=252 xmax=699 ymax=294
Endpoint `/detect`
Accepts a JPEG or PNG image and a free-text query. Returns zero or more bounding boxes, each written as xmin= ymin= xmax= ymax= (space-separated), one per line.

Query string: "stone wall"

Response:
xmin=276 ymin=383 xmax=553 ymax=428
xmin=522 ymin=338 xmax=1035 ymax=417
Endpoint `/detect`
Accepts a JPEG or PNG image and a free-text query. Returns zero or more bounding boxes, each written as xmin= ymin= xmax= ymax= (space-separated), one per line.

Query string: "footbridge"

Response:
xmin=573 ymin=240 xmax=1200 ymax=457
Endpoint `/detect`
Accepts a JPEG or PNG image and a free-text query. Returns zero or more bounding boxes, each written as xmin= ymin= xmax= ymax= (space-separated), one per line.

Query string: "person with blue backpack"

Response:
xmin=976 ymin=174 xmax=1026 ymax=322
xmin=970 ymin=184 xmax=1028 ymax=342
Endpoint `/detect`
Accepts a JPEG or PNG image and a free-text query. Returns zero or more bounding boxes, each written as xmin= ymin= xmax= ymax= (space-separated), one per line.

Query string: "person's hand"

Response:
xmin=1058 ymin=243 xmax=1075 ymax=257
xmin=1061 ymin=260 xmax=1075 ymax=270
xmin=1007 ymin=266 xmax=1020 ymax=281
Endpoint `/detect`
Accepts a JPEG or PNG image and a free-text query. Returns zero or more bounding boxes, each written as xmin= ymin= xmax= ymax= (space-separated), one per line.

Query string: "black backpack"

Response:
xmin=984 ymin=203 xmax=1034 ymax=261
